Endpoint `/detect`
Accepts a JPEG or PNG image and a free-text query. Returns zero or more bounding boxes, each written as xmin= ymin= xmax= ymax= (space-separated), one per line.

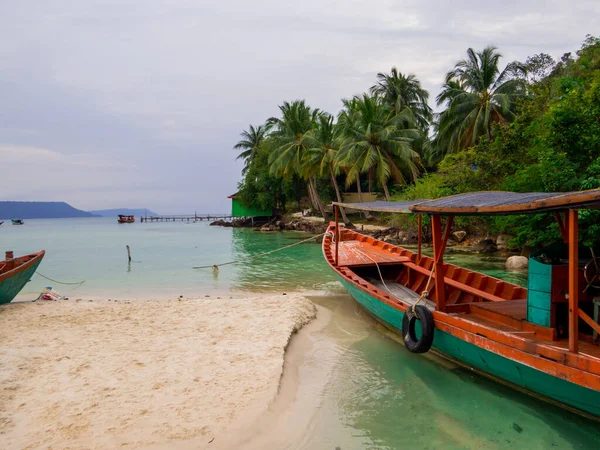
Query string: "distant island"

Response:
xmin=88 ymin=208 xmax=158 ymax=217
xmin=0 ymin=201 xmax=96 ymax=219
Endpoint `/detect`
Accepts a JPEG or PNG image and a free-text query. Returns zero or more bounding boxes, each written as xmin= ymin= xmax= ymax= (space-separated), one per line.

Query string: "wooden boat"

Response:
xmin=117 ymin=215 xmax=135 ymax=224
xmin=324 ymin=190 xmax=600 ymax=419
xmin=0 ymin=250 xmax=45 ymax=305
xmin=12 ymin=219 xmax=24 ymax=225
xmin=0 ymin=221 xmax=4 ymax=225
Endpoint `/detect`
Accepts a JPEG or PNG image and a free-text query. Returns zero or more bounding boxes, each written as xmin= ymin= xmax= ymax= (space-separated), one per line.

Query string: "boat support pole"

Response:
xmin=432 ymin=214 xmax=454 ymax=312
xmin=334 ymin=205 xmax=340 ymax=266
xmin=417 ymin=214 xmax=423 ymax=263
xmin=568 ymin=209 xmax=579 ymax=353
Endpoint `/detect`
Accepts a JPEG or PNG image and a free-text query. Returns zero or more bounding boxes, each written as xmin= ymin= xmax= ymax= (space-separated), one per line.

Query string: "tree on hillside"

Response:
xmin=234 ymin=124 xmax=271 ymax=175
xmin=336 ymin=94 xmax=421 ymax=201
xmin=370 ymin=67 xmax=433 ymax=129
xmin=435 ymin=46 xmax=526 ymax=155
xmin=268 ymin=100 xmax=329 ymax=219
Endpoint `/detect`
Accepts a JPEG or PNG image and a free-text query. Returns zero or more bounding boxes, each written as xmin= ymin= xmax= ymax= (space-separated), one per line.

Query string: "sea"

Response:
xmin=3 ymin=217 xmax=599 ymax=449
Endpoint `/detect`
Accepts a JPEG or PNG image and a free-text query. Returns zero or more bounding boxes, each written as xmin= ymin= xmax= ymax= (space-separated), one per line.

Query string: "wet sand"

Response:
xmin=0 ymin=294 xmax=317 ymax=449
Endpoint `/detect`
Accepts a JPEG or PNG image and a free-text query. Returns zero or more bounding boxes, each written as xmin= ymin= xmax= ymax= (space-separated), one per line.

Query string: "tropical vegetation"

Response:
xmin=234 ymin=35 xmax=600 ymax=248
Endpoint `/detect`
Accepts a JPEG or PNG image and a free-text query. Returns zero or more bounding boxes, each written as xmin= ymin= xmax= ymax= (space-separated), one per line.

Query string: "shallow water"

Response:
xmin=303 ymin=296 xmax=600 ymax=449
xmin=3 ymin=218 xmax=599 ymax=447
xmin=3 ymin=218 xmax=335 ymax=299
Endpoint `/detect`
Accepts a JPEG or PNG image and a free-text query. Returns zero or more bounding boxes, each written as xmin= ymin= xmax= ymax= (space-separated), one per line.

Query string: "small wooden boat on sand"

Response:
xmin=117 ymin=215 xmax=135 ymax=224
xmin=0 ymin=250 xmax=45 ymax=304
xmin=324 ymin=189 xmax=600 ymax=419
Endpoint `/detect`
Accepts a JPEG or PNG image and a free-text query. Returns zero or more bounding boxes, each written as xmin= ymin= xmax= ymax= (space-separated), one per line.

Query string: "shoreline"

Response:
xmin=0 ymin=292 xmax=323 ymax=449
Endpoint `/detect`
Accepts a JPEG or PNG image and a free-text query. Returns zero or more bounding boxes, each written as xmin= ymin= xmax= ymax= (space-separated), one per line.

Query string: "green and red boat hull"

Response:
xmin=340 ymin=277 xmax=600 ymax=419
xmin=0 ymin=251 xmax=45 ymax=305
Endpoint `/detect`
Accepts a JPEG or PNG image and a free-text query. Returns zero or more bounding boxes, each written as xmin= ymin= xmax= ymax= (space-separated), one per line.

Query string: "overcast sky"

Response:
xmin=1 ymin=1 xmax=597 ymax=214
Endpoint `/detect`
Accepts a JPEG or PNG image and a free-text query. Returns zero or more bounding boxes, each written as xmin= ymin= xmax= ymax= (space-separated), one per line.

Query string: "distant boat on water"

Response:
xmin=11 ymin=219 xmax=24 ymax=225
xmin=0 ymin=221 xmax=4 ymax=226
xmin=0 ymin=250 xmax=45 ymax=305
xmin=117 ymin=215 xmax=135 ymax=224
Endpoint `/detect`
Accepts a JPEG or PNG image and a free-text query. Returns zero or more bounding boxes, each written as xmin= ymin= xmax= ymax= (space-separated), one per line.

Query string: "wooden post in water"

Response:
xmin=126 ymin=245 xmax=132 ymax=263
xmin=568 ymin=209 xmax=579 ymax=353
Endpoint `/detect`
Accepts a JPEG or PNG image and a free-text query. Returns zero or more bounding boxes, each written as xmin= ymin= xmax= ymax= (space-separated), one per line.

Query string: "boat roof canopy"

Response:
xmin=332 ymin=189 xmax=600 ymax=216
xmin=331 ymin=200 xmax=423 ymax=214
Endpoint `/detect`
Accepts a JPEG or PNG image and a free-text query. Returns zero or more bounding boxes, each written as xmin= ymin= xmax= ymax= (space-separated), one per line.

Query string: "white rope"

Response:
xmin=351 ymin=246 xmax=395 ymax=295
xmin=192 ymin=232 xmax=325 ymax=269
xmin=352 ymin=245 xmax=436 ymax=314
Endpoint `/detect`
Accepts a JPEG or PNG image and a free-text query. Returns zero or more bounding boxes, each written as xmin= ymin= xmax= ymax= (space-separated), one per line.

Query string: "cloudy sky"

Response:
xmin=1 ymin=1 xmax=597 ymax=213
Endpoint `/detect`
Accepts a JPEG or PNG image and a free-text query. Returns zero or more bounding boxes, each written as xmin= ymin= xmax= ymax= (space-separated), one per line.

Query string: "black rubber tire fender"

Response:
xmin=401 ymin=305 xmax=435 ymax=354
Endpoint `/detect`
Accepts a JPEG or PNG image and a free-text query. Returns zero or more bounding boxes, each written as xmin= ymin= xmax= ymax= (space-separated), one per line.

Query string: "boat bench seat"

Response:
xmin=337 ymin=241 xmax=411 ymax=268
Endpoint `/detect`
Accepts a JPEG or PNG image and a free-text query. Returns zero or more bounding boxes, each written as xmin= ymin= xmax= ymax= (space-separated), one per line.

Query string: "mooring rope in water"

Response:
xmin=192 ymin=232 xmax=326 ymax=269
xmin=35 ymin=271 xmax=86 ymax=286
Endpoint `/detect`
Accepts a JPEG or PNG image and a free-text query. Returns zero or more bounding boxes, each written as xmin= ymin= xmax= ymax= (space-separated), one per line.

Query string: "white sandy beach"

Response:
xmin=0 ymin=294 xmax=317 ymax=449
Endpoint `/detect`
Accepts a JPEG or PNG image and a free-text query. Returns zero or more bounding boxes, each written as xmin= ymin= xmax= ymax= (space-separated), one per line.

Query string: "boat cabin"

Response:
xmin=527 ymin=243 xmax=600 ymax=339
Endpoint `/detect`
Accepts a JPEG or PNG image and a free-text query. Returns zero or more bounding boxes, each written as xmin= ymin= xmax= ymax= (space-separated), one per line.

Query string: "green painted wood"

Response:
xmin=528 ymin=273 xmax=552 ymax=294
xmin=339 ymin=277 xmax=600 ymax=418
xmin=527 ymin=306 xmax=551 ymax=327
xmin=527 ymin=290 xmax=551 ymax=311
xmin=528 ymin=257 xmax=553 ymax=277
xmin=230 ymin=198 xmax=272 ymax=218
xmin=0 ymin=259 xmax=42 ymax=304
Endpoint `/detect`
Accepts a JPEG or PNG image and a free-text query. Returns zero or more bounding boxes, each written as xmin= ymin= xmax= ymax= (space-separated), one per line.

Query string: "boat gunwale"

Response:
xmin=0 ymin=251 xmax=45 ymax=283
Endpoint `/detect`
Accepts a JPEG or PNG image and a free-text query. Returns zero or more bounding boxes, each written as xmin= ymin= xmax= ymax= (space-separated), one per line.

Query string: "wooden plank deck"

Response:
xmin=337 ymin=241 xmax=410 ymax=268
xmin=471 ymin=299 xmax=528 ymax=321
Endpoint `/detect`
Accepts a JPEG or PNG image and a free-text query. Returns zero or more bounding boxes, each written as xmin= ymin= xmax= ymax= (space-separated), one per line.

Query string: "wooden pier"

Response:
xmin=140 ymin=214 xmax=232 ymax=223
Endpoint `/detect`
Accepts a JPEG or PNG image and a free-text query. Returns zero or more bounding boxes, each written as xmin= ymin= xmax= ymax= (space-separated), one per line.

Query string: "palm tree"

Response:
xmin=370 ymin=68 xmax=432 ymax=129
xmin=435 ymin=46 xmax=526 ymax=154
xmin=336 ymin=94 xmax=421 ymax=201
xmin=234 ymin=124 xmax=270 ymax=175
xmin=305 ymin=114 xmax=351 ymax=224
xmin=268 ymin=100 xmax=328 ymax=219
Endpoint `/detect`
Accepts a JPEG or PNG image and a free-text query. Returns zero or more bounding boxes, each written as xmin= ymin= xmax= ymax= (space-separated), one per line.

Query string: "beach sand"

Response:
xmin=0 ymin=294 xmax=317 ymax=449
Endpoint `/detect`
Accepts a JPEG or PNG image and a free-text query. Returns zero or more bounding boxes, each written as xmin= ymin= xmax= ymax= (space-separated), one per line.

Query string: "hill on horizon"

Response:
xmin=0 ymin=201 xmax=96 ymax=219
xmin=88 ymin=208 xmax=158 ymax=217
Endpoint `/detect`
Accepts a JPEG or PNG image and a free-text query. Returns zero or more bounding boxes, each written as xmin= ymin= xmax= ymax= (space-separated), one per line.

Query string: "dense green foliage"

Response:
xmin=235 ymin=36 xmax=600 ymax=248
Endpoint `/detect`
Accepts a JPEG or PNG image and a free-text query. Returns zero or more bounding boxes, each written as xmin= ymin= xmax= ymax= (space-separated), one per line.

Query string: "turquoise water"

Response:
xmin=2 ymin=218 xmax=599 ymax=447
xmin=2 ymin=218 xmax=336 ymax=299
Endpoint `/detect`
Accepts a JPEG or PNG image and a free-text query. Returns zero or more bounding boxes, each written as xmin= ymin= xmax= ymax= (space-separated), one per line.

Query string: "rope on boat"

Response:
xmin=35 ymin=272 xmax=86 ymax=286
xmin=352 ymin=247 xmax=395 ymax=295
xmin=352 ymin=246 xmax=435 ymax=314
xmin=411 ymin=264 xmax=435 ymax=314
xmin=192 ymin=232 xmax=326 ymax=269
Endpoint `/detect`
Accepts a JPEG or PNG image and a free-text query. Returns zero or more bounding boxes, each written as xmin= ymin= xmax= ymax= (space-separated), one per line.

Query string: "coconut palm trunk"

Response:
xmin=382 ymin=183 xmax=391 ymax=201
xmin=309 ymin=177 xmax=328 ymax=220
xmin=355 ymin=174 xmax=372 ymax=219
xmin=329 ymin=163 xmax=350 ymax=225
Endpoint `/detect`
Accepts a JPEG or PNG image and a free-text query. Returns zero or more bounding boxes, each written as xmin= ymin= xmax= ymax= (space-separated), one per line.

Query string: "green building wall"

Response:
xmin=231 ymin=198 xmax=272 ymax=217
